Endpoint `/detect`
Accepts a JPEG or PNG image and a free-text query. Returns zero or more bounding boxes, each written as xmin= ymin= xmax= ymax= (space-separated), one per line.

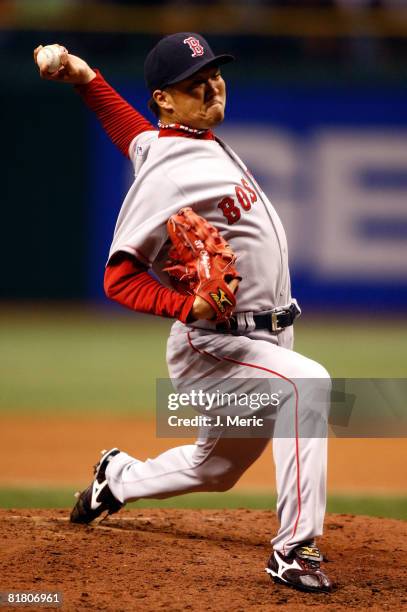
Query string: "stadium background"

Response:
xmin=0 ymin=1 xmax=406 ymax=517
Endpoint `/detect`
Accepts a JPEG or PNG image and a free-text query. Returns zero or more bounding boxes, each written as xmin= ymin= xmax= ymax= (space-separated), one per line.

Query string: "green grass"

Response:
xmin=294 ymin=319 xmax=407 ymax=378
xmin=1 ymin=307 xmax=404 ymax=521
xmin=0 ymin=308 xmax=171 ymax=414
xmin=0 ymin=487 xmax=405 ymax=520
xmin=0 ymin=307 xmax=406 ymax=414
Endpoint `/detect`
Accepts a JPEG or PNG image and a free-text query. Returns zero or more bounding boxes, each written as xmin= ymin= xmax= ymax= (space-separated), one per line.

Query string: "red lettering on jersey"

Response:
xmin=217 ymin=178 xmax=258 ymax=224
xmin=183 ymin=37 xmax=205 ymax=57
xmin=218 ymin=196 xmax=241 ymax=225
xmin=235 ymin=185 xmax=251 ymax=211
xmin=241 ymin=178 xmax=257 ymax=203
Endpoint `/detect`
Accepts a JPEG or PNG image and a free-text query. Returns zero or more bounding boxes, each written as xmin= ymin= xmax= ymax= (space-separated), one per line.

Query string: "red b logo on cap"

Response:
xmin=183 ymin=37 xmax=205 ymax=58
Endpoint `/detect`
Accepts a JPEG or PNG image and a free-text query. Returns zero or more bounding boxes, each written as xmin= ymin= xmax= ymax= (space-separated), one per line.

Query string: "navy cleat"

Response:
xmin=266 ymin=542 xmax=333 ymax=594
xmin=70 ymin=448 xmax=123 ymax=524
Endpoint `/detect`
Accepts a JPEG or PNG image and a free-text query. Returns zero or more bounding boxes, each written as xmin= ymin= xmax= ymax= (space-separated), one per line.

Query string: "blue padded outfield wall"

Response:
xmin=88 ymin=83 xmax=407 ymax=312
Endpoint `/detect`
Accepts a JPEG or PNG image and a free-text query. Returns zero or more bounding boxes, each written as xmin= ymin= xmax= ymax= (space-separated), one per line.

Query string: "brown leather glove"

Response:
xmin=164 ymin=208 xmax=241 ymax=323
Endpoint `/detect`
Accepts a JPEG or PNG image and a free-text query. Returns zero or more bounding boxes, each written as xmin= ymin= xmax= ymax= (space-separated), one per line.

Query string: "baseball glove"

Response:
xmin=164 ymin=207 xmax=241 ymax=322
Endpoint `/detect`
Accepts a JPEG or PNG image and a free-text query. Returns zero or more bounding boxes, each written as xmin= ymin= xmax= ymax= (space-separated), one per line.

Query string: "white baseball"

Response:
xmin=37 ymin=45 xmax=65 ymax=73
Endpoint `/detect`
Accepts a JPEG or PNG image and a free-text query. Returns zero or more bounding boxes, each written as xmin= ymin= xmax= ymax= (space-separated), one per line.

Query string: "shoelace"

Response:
xmin=303 ymin=558 xmax=320 ymax=569
xmin=295 ymin=546 xmax=322 ymax=569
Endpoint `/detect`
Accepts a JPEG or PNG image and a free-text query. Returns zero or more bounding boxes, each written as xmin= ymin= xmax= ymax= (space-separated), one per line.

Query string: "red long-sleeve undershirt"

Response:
xmin=104 ymin=253 xmax=195 ymax=324
xmin=76 ymin=71 xmax=196 ymax=322
xmin=75 ymin=69 xmax=156 ymax=157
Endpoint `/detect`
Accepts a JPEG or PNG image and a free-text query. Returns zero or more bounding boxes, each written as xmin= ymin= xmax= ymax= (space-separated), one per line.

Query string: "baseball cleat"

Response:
xmin=266 ymin=543 xmax=333 ymax=594
xmin=70 ymin=448 xmax=123 ymax=524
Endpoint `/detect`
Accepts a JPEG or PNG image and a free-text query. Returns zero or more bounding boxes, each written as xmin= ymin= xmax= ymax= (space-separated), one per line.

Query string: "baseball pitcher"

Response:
xmin=35 ymin=33 xmax=333 ymax=594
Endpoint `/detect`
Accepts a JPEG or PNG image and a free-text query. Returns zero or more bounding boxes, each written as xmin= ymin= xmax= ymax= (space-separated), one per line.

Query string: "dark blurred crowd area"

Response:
xmin=0 ymin=0 xmax=406 ymax=84
xmin=48 ymin=0 xmax=406 ymax=5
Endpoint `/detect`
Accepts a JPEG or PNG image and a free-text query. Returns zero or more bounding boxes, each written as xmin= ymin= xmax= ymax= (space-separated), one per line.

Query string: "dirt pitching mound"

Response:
xmin=1 ymin=509 xmax=406 ymax=611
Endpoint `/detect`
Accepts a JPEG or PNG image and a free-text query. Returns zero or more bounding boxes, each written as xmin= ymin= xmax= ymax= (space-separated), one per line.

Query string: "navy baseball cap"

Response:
xmin=144 ymin=32 xmax=234 ymax=92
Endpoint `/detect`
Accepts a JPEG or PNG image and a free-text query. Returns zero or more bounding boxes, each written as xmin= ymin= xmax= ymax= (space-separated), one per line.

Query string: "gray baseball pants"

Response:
xmin=106 ymin=321 xmax=330 ymax=554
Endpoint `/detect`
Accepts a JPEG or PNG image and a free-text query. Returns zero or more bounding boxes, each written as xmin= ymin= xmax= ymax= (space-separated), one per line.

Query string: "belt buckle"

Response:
xmin=271 ymin=310 xmax=283 ymax=332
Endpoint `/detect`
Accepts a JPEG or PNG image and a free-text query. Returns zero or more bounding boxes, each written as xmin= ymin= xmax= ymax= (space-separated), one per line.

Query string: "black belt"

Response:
xmin=216 ymin=302 xmax=301 ymax=333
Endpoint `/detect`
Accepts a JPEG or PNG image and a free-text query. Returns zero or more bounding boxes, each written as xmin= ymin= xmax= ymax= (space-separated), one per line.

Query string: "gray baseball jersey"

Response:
xmin=109 ymin=131 xmax=291 ymax=315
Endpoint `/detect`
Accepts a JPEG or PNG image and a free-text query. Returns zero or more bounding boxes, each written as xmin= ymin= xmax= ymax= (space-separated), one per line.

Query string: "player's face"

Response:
xmin=161 ymin=66 xmax=226 ymax=129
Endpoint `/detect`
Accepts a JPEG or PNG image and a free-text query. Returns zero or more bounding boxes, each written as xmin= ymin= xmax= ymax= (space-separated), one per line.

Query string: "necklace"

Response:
xmin=158 ymin=121 xmax=207 ymax=135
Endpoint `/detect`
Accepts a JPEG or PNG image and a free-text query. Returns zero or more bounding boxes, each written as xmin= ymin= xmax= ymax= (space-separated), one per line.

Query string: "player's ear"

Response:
xmin=152 ymin=89 xmax=174 ymax=114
